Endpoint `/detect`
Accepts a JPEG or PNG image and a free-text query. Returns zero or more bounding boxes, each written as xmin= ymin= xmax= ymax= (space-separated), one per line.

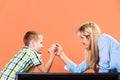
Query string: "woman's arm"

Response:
xmin=59 ymin=51 xmax=71 ymax=64
xmin=57 ymin=44 xmax=89 ymax=73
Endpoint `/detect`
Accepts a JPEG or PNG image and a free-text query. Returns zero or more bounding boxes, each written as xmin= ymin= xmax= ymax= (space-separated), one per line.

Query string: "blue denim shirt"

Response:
xmin=65 ymin=33 xmax=120 ymax=73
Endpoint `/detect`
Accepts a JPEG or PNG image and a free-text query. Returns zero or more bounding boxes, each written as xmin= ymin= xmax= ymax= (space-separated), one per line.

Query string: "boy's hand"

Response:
xmin=48 ymin=44 xmax=58 ymax=55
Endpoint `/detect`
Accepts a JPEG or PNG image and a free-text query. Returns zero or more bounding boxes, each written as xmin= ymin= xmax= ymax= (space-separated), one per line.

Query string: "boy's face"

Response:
xmin=32 ymin=36 xmax=43 ymax=53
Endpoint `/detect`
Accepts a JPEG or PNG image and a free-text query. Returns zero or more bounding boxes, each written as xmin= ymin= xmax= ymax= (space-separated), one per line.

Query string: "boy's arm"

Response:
xmin=28 ymin=66 xmax=35 ymax=72
xmin=37 ymin=46 xmax=56 ymax=72
xmin=37 ymin=53 xmax=55 ymax=72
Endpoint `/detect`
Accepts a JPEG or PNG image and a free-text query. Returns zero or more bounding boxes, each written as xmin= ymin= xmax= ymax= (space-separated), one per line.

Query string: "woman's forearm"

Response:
xmin=59 ymin=52 xmax=71 ymax=64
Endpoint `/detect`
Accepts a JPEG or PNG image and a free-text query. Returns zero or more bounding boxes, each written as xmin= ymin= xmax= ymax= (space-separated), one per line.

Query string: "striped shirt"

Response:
xmin=0 ymin=46 xmax=42 ymax=80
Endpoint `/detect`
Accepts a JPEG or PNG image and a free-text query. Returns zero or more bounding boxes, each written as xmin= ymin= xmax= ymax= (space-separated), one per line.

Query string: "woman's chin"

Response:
xmin=84 ymin=47 xmax=89 ymax=49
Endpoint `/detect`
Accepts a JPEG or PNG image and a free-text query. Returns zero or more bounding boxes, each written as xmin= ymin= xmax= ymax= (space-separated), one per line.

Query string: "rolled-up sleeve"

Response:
xmin=64 ymin=60 xmax=89 ymax=73
xmin=30 ymin=51 xmax=43 ymax=66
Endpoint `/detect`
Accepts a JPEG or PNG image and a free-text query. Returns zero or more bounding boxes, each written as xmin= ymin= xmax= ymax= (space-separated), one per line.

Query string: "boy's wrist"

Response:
xmin=50 ymin=53 xmax=56 ymax=56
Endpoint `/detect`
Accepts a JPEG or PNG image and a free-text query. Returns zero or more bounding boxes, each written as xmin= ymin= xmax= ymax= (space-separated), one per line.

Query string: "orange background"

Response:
xmin=0 ymin=0 xmax=120 ymax=72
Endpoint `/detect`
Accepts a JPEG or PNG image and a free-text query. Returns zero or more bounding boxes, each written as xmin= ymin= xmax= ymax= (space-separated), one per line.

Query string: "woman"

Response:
xmin=57 ymin=22 xmax=120 ymax=73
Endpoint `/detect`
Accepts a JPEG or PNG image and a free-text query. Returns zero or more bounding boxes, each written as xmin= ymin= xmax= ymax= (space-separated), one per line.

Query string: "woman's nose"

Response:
xmin=80 ymin=39 xmax=83 ymax=43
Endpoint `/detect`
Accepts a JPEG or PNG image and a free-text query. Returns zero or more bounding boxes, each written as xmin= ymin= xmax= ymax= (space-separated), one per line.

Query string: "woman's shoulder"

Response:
xmin=97 ymin=33 xmax=112 ymax=49
xmin=98 ymin=33 xmax=113 ymax=40
xmin=98 ymin=33 xmax=119 ymax=44
xmin=98 ymin=33 xmax=108 ymax=40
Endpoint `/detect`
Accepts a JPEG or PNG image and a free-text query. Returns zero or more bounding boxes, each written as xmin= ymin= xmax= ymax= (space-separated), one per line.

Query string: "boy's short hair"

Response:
xmin=23 ymin=31 xmax=42 ymax=46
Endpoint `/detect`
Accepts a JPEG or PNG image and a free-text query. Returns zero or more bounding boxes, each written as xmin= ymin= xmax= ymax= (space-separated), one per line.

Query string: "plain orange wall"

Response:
xmin=0 ymin=0 xmax=120 ymax=72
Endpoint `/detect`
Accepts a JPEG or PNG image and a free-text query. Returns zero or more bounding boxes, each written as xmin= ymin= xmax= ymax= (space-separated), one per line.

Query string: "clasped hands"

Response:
xmin=48 ymin=43 xmax=62 ymax=56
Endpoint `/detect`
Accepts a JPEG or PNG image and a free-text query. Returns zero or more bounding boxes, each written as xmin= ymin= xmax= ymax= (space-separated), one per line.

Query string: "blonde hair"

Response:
xmin=77 ymin=22 xmax=101 ymax=71
xmin=23 ymin=31 xmax=42 ymax=46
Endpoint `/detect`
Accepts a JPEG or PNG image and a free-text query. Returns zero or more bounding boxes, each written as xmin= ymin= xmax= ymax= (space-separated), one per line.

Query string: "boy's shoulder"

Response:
xmin=23 ymin=46 xmax=34 ymax=51
xmin=22 ymin=46 xmax=38 ymax=54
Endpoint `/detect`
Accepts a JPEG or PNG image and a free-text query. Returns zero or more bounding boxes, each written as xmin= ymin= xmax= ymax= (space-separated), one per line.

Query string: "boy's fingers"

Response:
xmin=48 ymin=47 xmax=57 ymax=55
xmin=48 ymin=43 xmax=62 ymax=55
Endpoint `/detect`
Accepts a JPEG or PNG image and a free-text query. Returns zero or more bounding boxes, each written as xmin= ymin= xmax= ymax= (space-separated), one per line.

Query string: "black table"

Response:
xmin=16 ymin=72 xmax=120 ymax=80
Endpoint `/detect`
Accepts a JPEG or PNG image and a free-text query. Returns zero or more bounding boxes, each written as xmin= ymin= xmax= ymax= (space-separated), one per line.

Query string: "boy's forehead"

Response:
xmin=38 ymin=35 xmax=43 ymax=41
xmin=38 ymin=35 xmax=42 ymax=38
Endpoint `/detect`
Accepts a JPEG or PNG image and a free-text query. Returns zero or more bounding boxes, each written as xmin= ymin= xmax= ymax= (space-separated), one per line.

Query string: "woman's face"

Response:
xmin=77 ymin=32 xmax=91 ymax=49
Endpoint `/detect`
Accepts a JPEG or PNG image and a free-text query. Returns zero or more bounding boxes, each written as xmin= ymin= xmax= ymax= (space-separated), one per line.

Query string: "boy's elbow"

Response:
xmin=40 ymin=68 xmax=49 ymax=73
xmin=42 ymin=70 xmax=48 ymax=73
xmin=37 ymin=64 xmax=49 ymax=73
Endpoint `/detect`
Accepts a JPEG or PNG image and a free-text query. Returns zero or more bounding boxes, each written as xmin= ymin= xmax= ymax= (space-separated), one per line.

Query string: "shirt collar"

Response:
xmin=23 ymin=46 xmax=42 ymax=56
xmin=23 ymin=46 xmax=36 ymax=52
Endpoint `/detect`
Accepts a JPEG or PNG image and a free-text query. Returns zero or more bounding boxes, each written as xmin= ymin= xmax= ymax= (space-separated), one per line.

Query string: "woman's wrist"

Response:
xmin=59 ymin=51 xmax=64 ymax=57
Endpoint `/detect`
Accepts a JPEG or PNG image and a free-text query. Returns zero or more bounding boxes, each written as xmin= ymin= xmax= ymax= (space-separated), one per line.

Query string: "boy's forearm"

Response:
xmin=45 ymin=54 xmax=55 ymax=72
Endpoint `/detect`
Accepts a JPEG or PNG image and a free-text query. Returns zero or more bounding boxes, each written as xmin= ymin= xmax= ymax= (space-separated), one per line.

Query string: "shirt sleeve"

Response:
xmin=30 ymin=51 xmax=43 ymax=66
xmin=64 ymin=60 xmax=89 ymax=73
xmin=98 ymin=35 xmax=110 ymax=72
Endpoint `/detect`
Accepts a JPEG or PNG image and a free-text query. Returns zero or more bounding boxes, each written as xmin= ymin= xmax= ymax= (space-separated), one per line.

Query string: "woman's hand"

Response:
xmin=55 ymin=43 xmax=63 ymax=56
xmin=48 ymin=43 xmax=63 ymax=56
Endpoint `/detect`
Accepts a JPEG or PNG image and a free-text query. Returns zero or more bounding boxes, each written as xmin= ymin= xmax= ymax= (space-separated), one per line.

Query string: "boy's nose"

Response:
xmin=41 ymin=44 xmax=44 ymax=48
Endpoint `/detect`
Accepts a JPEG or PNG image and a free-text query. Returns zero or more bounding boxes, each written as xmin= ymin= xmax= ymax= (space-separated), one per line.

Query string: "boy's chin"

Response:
xmin=37 ymin=50 xmax=42 ymax=54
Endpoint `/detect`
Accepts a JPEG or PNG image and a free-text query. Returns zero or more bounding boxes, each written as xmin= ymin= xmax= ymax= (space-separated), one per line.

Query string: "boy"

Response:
xmin=0 ymin=31 xmax=56 ymax=80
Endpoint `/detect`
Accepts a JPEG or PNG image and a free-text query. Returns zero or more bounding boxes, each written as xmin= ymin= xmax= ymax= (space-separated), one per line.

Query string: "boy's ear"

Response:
xmin=29 ymin=39 xmax=35 ymax=46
